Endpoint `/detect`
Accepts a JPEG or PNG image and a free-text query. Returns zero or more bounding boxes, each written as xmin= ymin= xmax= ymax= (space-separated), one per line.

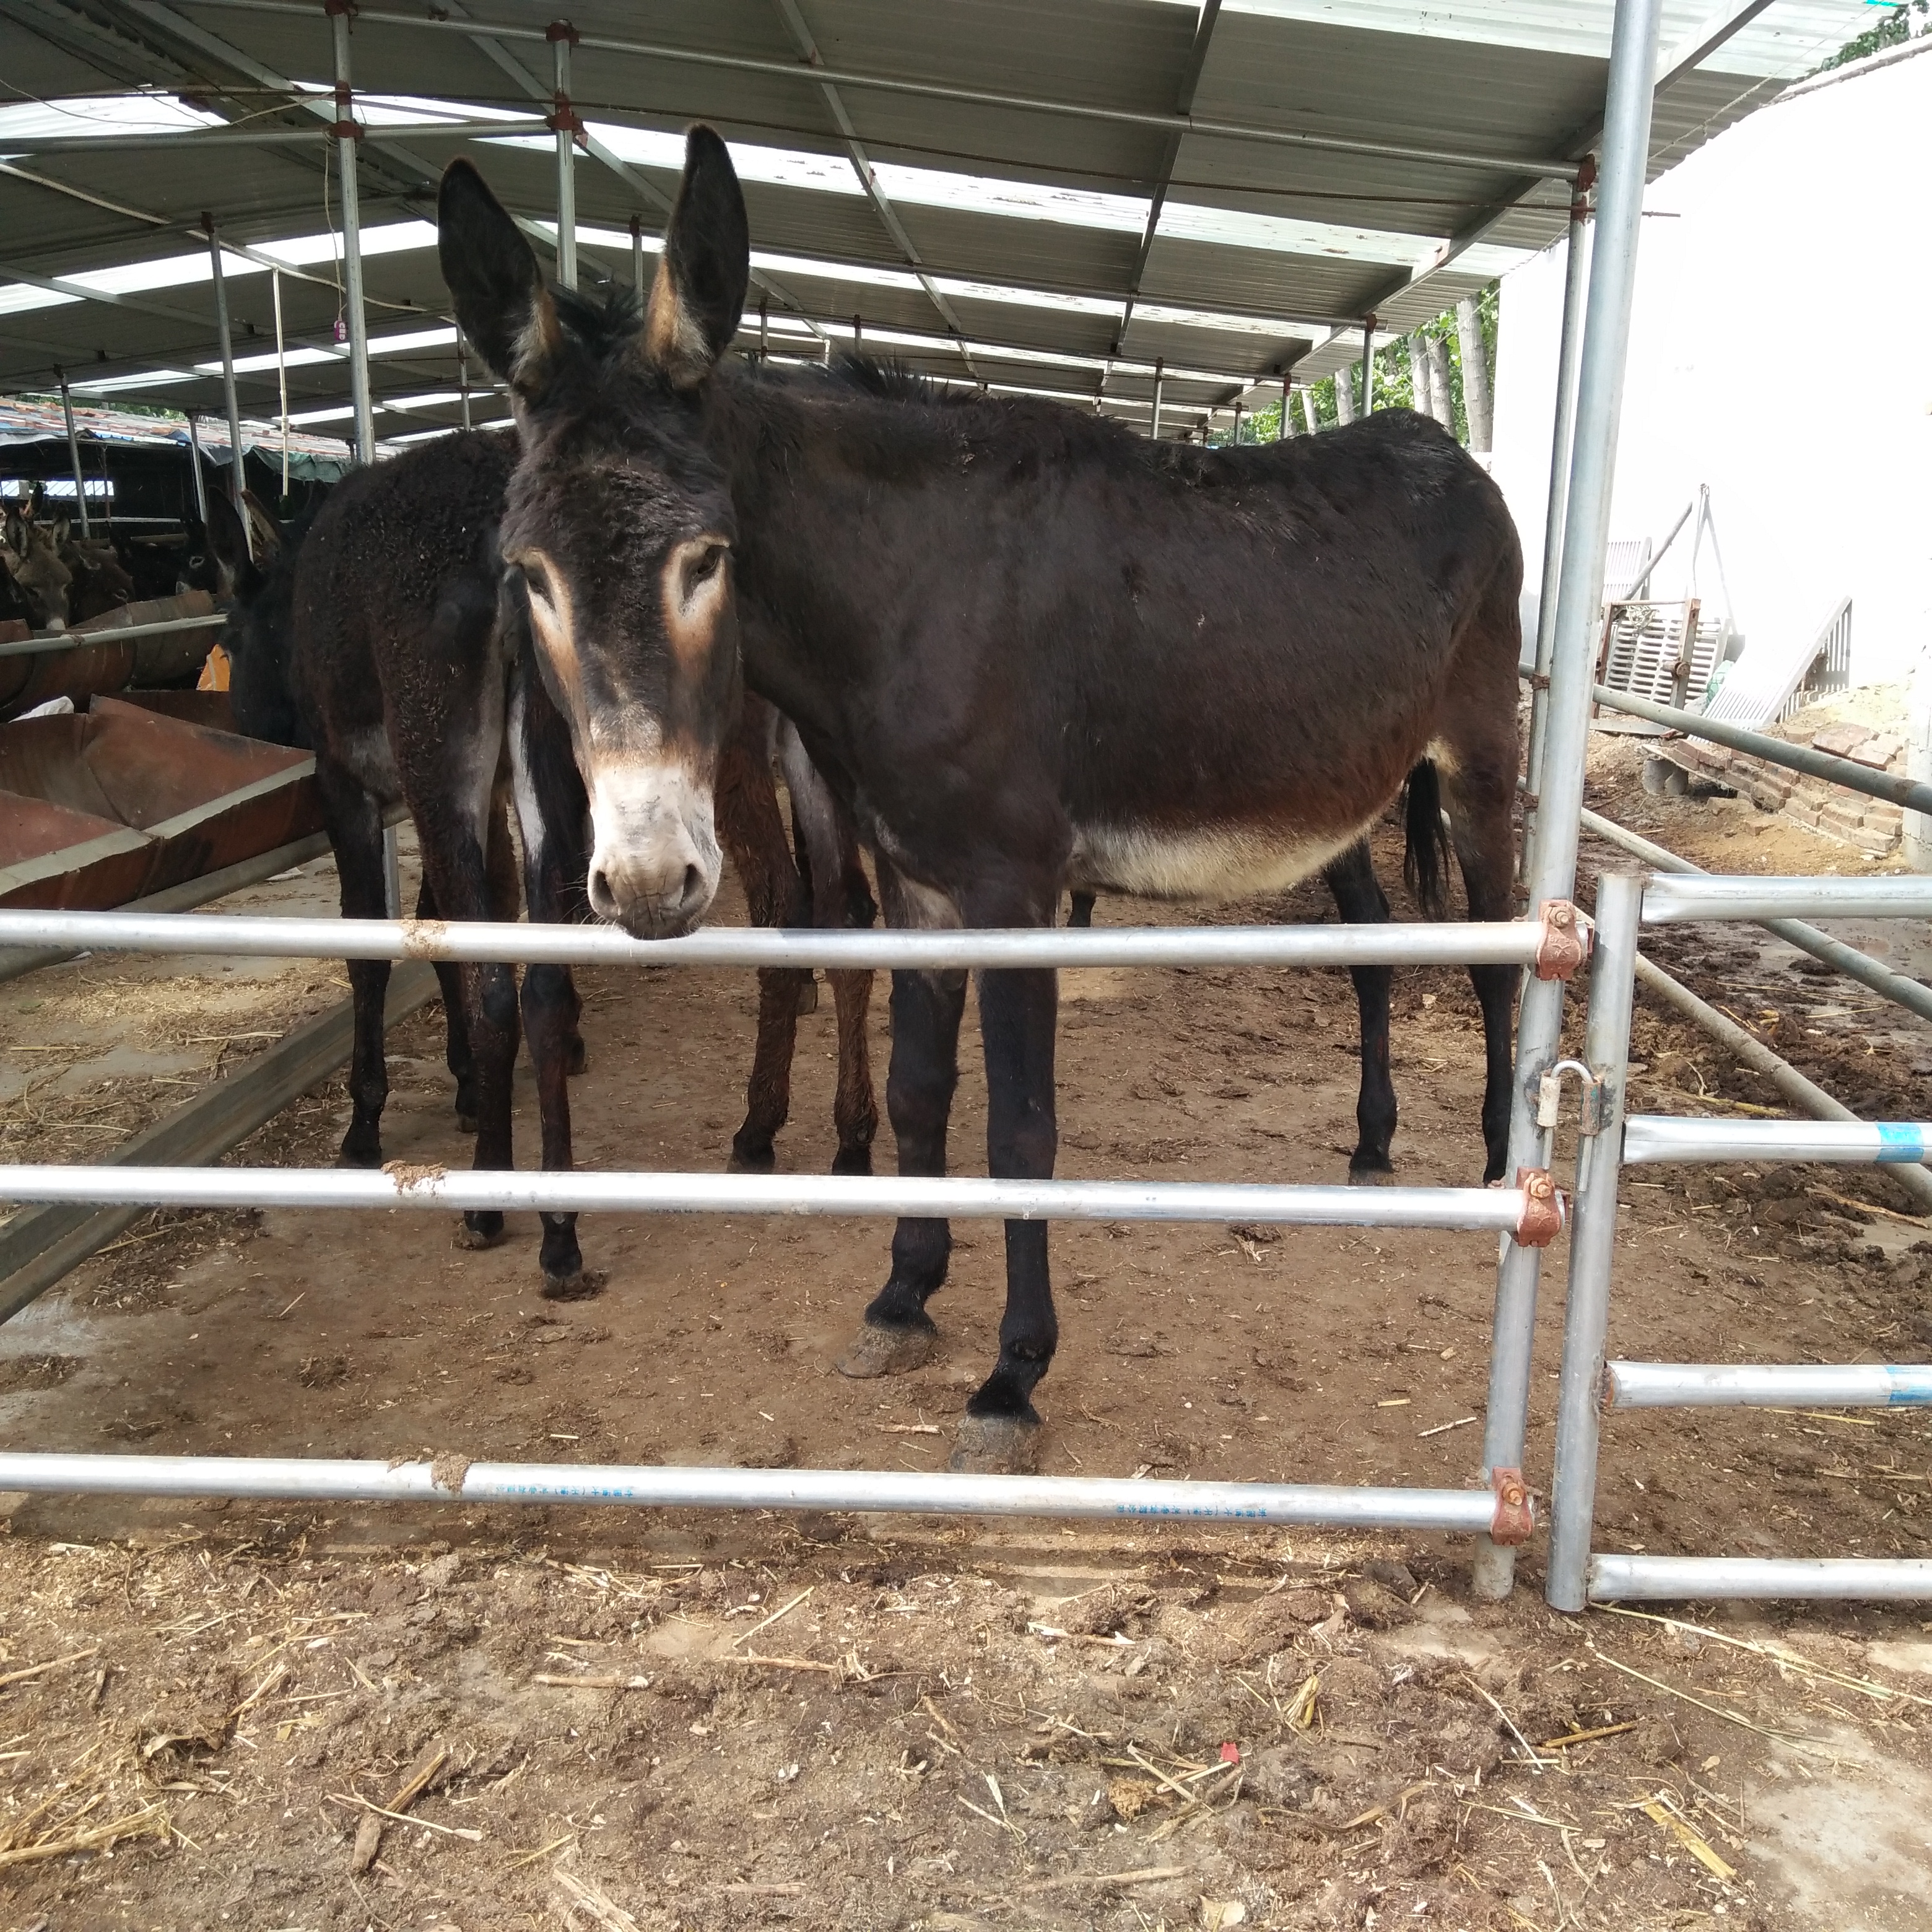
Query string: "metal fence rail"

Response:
xmin=1607 ymin=1362 xmax=1932 ymax=1409
xmin=0 ymin=611 xmax=228 ymax=660
xmin=0 ymin=908 xmax=1549 ymax=972
xmin=0 ymin=1162 xmax=1541 ymax=1237
xmin=0 ymin=1451 xmax=1507 ymax=1531
xmin=1547 ymin=869 xmax=1932 ymax=1611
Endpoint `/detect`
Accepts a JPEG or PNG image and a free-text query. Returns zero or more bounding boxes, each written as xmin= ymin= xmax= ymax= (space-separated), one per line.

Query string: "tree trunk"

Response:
xmin=1333 ymin=368 xmax=1356 ymax=425
xmin=1456 ymin=296 xmax=1494 ymax=451
xmin=1425 ymin=334 xmax=1456 ymax=434
xmin=1299 ymin=388 xmax=1319 ymax=435
xmin=1407 ymin=332 xmax=1430 ymax=415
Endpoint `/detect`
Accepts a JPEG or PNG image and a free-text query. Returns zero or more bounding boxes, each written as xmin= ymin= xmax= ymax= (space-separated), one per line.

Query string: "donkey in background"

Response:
xmin=441 ymin=131 xmax=1522 ymax=1465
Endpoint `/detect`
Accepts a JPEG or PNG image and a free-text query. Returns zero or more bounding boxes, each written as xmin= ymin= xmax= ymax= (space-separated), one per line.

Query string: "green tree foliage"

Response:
xmin=1814 ymin=0 xmax=1927 ymax=72
xmin=1209 ymin=283 xmax=1499 ymax=445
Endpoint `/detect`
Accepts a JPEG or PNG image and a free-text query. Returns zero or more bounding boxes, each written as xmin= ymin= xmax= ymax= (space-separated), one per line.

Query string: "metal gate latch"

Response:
xmin=1533 ymin=900 xmax=1593 ymax=980
xmin=1512 ymin=1168 xmax=1565 ymax=1247
xmin=1536 ymin=1058 xmax=1604 ymax=1131
xmin=1489 ymin=1467 xmax=1535 ymax=1545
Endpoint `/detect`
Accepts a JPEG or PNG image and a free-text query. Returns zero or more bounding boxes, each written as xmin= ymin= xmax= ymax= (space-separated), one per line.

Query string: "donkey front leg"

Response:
xmin=836 ymin=962 xmax=966 ymax=1380
xmin=316 ymin=763 xmax=393 ymax=1169
xmin=1322 ymin=840 xmax=1399 ymax=1182
xmin=952 ymin=963 xmax=1060 ymax=1473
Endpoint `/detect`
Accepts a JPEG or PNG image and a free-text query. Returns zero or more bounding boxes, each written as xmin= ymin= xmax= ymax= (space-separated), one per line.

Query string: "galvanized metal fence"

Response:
xmin=1546 ymin=872 xmax=1932 ymax=1608
xmin=0 ymin=907 xmax=1577 ymax=1546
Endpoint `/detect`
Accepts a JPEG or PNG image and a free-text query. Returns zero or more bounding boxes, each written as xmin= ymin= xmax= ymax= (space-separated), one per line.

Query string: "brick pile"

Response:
xmin=1669 ymin=717 xmax=1906 ymax=856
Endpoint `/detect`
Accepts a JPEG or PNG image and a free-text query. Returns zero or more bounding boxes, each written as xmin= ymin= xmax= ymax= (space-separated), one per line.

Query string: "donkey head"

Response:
xmin=438 ymin=129 xmax=749 ymax=939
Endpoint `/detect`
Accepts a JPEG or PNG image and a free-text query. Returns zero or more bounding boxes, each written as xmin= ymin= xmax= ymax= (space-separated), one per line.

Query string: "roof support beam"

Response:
xmin=1117 ymin=0 xmax=1220 ymax=353
xmin=770 ymin=0 xmax=977 ymax=379
xmin=154 ymin=0 xmax=1586 ymax=180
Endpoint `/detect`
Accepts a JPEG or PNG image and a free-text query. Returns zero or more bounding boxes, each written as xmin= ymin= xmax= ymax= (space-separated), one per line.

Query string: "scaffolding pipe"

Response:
xmin=1643 ymin=872 xmax=1932 ymax=923
xmin=456 ymin=325 xmax=471 ymax=429
xmin=1359 ymin=315 xmax=1375 ymax=417
xmin=1476 ymin=0 xmax=1665 ymax=1603
xmin=186 ymin=411 xmax=211 ymax=524
xmin=1596 ymin=687 xmax=1932 ymax=817
xmin=552 ymin=24 xmax=578 ymax=290
xmin=0 ymin=1451 xmax=1508 ymax=1530
xmin=632 ymin=214 xmax=645 ymax=295
xmin=1151 ymin=357 xmax=1164 ymax=440
xmin=1591 ymin=1556 xmax=1932 ymax=1602
xmin=1546 ymin=871 xmax=1641 ymax=1613
xmin=55 ymin=369 xmax=92 ymax=540
xmin=0 ymin=1164 xmax=1537 ymax=1235
xmin=203 ymin=216 xmax=248 ymax=535
xmin=1606 ymin=1361 xmax=1932 ymax=1409
xmin=1521 ymin=167 xmax=1592 ymax=884
xmin=1279 ymin=374 xmax=1290 ymax=440
xmin=1578 ymin=805 xmax=1932 ymax=1027
xmin=0 ymin=909 xmax=1546 ymax=972
xmin=332 ymin=10 xmax=376 ymax=466
xmin=1624 ymin=1115 xmax=1932 ymax=1167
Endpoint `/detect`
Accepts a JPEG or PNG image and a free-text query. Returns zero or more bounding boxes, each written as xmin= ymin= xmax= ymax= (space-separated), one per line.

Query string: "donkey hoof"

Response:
xmin=452 ymin=1216 xmax=507 ymax=1251
xmin=567 ymin=1037 xmax=590 ymax=1076
xmin=728 ymin=1139 xmax=776 ymax=1175
xmin=337 ymin=1141 xmax=383 ymax=1172
xmin=795 ymin=978 xmax=819 ymax=1018
xmin=830 ymin=1144 xmax=874 ymax=1178
xmin=836 ymin=1319 xmax=938 ymax=1379
xmin=948 ymin=1412 xmax=1042 ymax=1476
xmin=456 ymin=1112 xmax=479 ymax=1135
xmin=543 ymin=1266 xmax=606 ymax=1303
xmin=1346 ymin=1162 xmax=1396 ymax=1188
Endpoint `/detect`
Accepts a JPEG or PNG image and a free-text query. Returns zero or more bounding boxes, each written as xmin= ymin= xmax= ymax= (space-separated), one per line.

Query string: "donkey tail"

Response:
xmin=1402 ymin=759 xmax=1453 ymax=920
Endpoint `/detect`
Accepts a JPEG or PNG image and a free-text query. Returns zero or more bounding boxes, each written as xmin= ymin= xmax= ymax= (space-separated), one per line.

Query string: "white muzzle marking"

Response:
xmin=585 ymin=759 xmax=722 ymax=938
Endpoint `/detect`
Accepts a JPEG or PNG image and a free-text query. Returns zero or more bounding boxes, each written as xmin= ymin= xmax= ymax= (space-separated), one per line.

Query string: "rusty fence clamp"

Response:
xmin=1512 ymin=1167 xmax=1565 ymax=1247
xmin=1488 ymin=1467 xmax=1535 ymax=1546
xmin=1532 ymin=899 xmax=1592 ymax=981
xmin=328 ymin=80 xmax=363 ymax=142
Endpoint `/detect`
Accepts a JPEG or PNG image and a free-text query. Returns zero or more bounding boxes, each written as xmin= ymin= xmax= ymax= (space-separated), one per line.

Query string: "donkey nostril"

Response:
xmin=681 ymin=864 xmax=703 ymax=905
xmin=589 ymin=865 xmax=611 ymax=905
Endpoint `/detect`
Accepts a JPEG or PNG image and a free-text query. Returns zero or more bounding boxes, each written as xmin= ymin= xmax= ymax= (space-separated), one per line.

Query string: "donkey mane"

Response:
xmin=551 ymin=281 xmax=642 ymax=367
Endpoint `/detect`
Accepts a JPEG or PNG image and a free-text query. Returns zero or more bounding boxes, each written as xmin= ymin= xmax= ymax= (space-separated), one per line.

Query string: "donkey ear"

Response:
xmin=643 ymin=126 xmax=749 ymax=391
xmin=438 ymin=159 xmax=558 ymax=394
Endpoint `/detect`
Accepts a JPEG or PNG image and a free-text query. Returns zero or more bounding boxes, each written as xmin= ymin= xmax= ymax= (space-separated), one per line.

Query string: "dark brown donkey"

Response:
xmin=216 ymin=437 xmax=876 ymax=1284
xmin=438 ymin=131 xmax=1521 ymax=1469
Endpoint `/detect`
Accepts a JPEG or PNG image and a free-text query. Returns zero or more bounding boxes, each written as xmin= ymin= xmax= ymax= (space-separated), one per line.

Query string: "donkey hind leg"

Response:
xmin=1323 ymin=840 xmax=1399 ymax=1182
xmin=318 ymin=762 xmax=393 ymax=1169
xmin=951 ymin=957 xmax=1060 ymax=1476
xmin=1442 ymin=758 xmax=1520 ymax=1185
xmin=779 ymin=719 xmax=878 ymax=1174
xmin=837 ymin=859 xmax=962 ymax=1381
xmin=415 ymin=871 xmax=479 ymax=1131
xmin=509 ymin=655 xmax=602 ymax=1296
xmin=1067 ymin=892 xmax=1095 ymax=928
xmin=715 ymin=698 xmax=809 ymax=1170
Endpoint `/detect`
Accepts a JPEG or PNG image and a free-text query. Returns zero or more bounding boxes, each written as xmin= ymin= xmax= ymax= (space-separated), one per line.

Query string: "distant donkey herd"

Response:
xmin=189 ymin=128 xmax=1524 ymax=1474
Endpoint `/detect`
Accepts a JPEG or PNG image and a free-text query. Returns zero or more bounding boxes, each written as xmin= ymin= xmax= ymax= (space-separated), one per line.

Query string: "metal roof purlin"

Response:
xmin=155 ymin=0 xmax=1586 ymax=180
xmin=770 ymin=0 xmax=978 ymax=381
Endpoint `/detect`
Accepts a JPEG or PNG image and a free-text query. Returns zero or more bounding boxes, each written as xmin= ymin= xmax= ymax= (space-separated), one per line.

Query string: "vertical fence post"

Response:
xmin=204 ymin=215 xmax=248 ymax=539
xmin=1359 ymin=314 xmax=1375 ymax=417
xmin=1279 ymin=375 xmax=1291 ymax=440
xmin=330 ymin=5 xmax=375 ymax=467
xmin=56 ymin=370 xmax=92 ymax=541
xmin=457 ymin=326 xmax=472 ymax=430
xmin=1546 ymin=871 xmax=1641 ymax=1612
xmin=1521 ymin=160 xmax=1597 ymax=890
xmin=1151 ymin=357 xmax=1165 ymax=440
xmin=1473 ymin=0 xmax=1663 ymax=1601
xmin=549 ymin=22 xmax=578 ymax=291
xmin=382 ymin=825 xmax=402 ymax=920
xmin=632 ymin=213 xmax=645 ymax=297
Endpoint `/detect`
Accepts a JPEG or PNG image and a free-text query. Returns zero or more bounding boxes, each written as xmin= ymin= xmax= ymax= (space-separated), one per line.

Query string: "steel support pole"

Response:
xmin=1474 ymin=0 xmax=1664 ymax=1601
xmin=1521 ymin=167 xmax=1594 ymax=887
xmin=632 ymin=214 xmax=645 ymax=295
xmin=381 ymin=823 xmax=402 ymax=920
xmin=55 ymin=370 xmax=92 ymax=541
xmin=204 ymin=217 xmax=248 ymax=533
xmin=1545 ymin=872 xmax=1641 ymax=1612
xmin=1280 ymin=375 xmax=1291 ymax=440
xmin=1231 ymin=399 xmax=1243 ymax=446
xmin=185 ymin=411 xmax=210 ymax=524
xmin=1151 ymin=358 xmax=1164 ymax=440
xmin=552 ymin=26 xmax=578 ymax=290
xmin=1359 ymin=315 xmax=1375 ymax=417
xmin=1591 ymin=1555 xmax=1932 ymax=1602
xmin=331 ymin=10 xmax=375 ymax=466
xmin=457 ymin=327 xmax=471 ymax=429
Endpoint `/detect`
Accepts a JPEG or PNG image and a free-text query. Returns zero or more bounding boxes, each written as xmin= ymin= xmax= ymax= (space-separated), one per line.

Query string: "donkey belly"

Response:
xmin=1068 ymin=814 xmax=1377 ymax=903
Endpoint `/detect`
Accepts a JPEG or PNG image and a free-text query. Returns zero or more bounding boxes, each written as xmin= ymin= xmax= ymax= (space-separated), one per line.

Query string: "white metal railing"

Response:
xmin=1546 ymin=872 xmax=1932 ymax=1611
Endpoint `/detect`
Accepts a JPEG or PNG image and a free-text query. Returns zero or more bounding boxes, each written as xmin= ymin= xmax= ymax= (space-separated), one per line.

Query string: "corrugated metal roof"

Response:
xmin=0 ymin=0 xmax=1881 ymax=443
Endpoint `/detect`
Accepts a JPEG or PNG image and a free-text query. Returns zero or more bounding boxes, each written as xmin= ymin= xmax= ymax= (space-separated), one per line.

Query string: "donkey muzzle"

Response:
xmin=585 ymin=762 xmax=722 ymax=939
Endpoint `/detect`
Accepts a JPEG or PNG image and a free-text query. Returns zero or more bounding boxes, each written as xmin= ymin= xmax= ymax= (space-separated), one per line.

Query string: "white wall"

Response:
xmin=1492 ymin=43 xmax=1932 ymax=686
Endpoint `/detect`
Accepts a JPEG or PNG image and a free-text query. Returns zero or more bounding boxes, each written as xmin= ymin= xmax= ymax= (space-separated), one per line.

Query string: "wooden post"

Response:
xmin=1426 ymin=334 xmax=1456 ymax=434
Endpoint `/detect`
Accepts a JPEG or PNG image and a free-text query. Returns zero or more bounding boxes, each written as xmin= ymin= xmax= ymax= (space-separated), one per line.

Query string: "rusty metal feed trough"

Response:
xmin=0 ymin=591 xmax=220 ymax=720
xmin=0 ymin=697 xmax=319 ymax=910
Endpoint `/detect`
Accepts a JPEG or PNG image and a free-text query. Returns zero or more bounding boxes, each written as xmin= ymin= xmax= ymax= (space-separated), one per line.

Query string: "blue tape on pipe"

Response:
xmin=1888 ymin=1369 xmax=1932 ymax=1406
xmin=1874 ymin=1123 xmax=1927 ymax=1164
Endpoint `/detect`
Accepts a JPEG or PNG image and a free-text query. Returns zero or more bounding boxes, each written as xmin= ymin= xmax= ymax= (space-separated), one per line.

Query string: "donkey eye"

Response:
xmin=689 ymin=543 xmax=726 ymax=585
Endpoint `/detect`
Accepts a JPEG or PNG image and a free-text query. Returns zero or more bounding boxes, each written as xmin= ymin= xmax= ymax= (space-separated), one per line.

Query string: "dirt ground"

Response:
xmin=1 ymin=741 xmax=1930 ymax=1930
